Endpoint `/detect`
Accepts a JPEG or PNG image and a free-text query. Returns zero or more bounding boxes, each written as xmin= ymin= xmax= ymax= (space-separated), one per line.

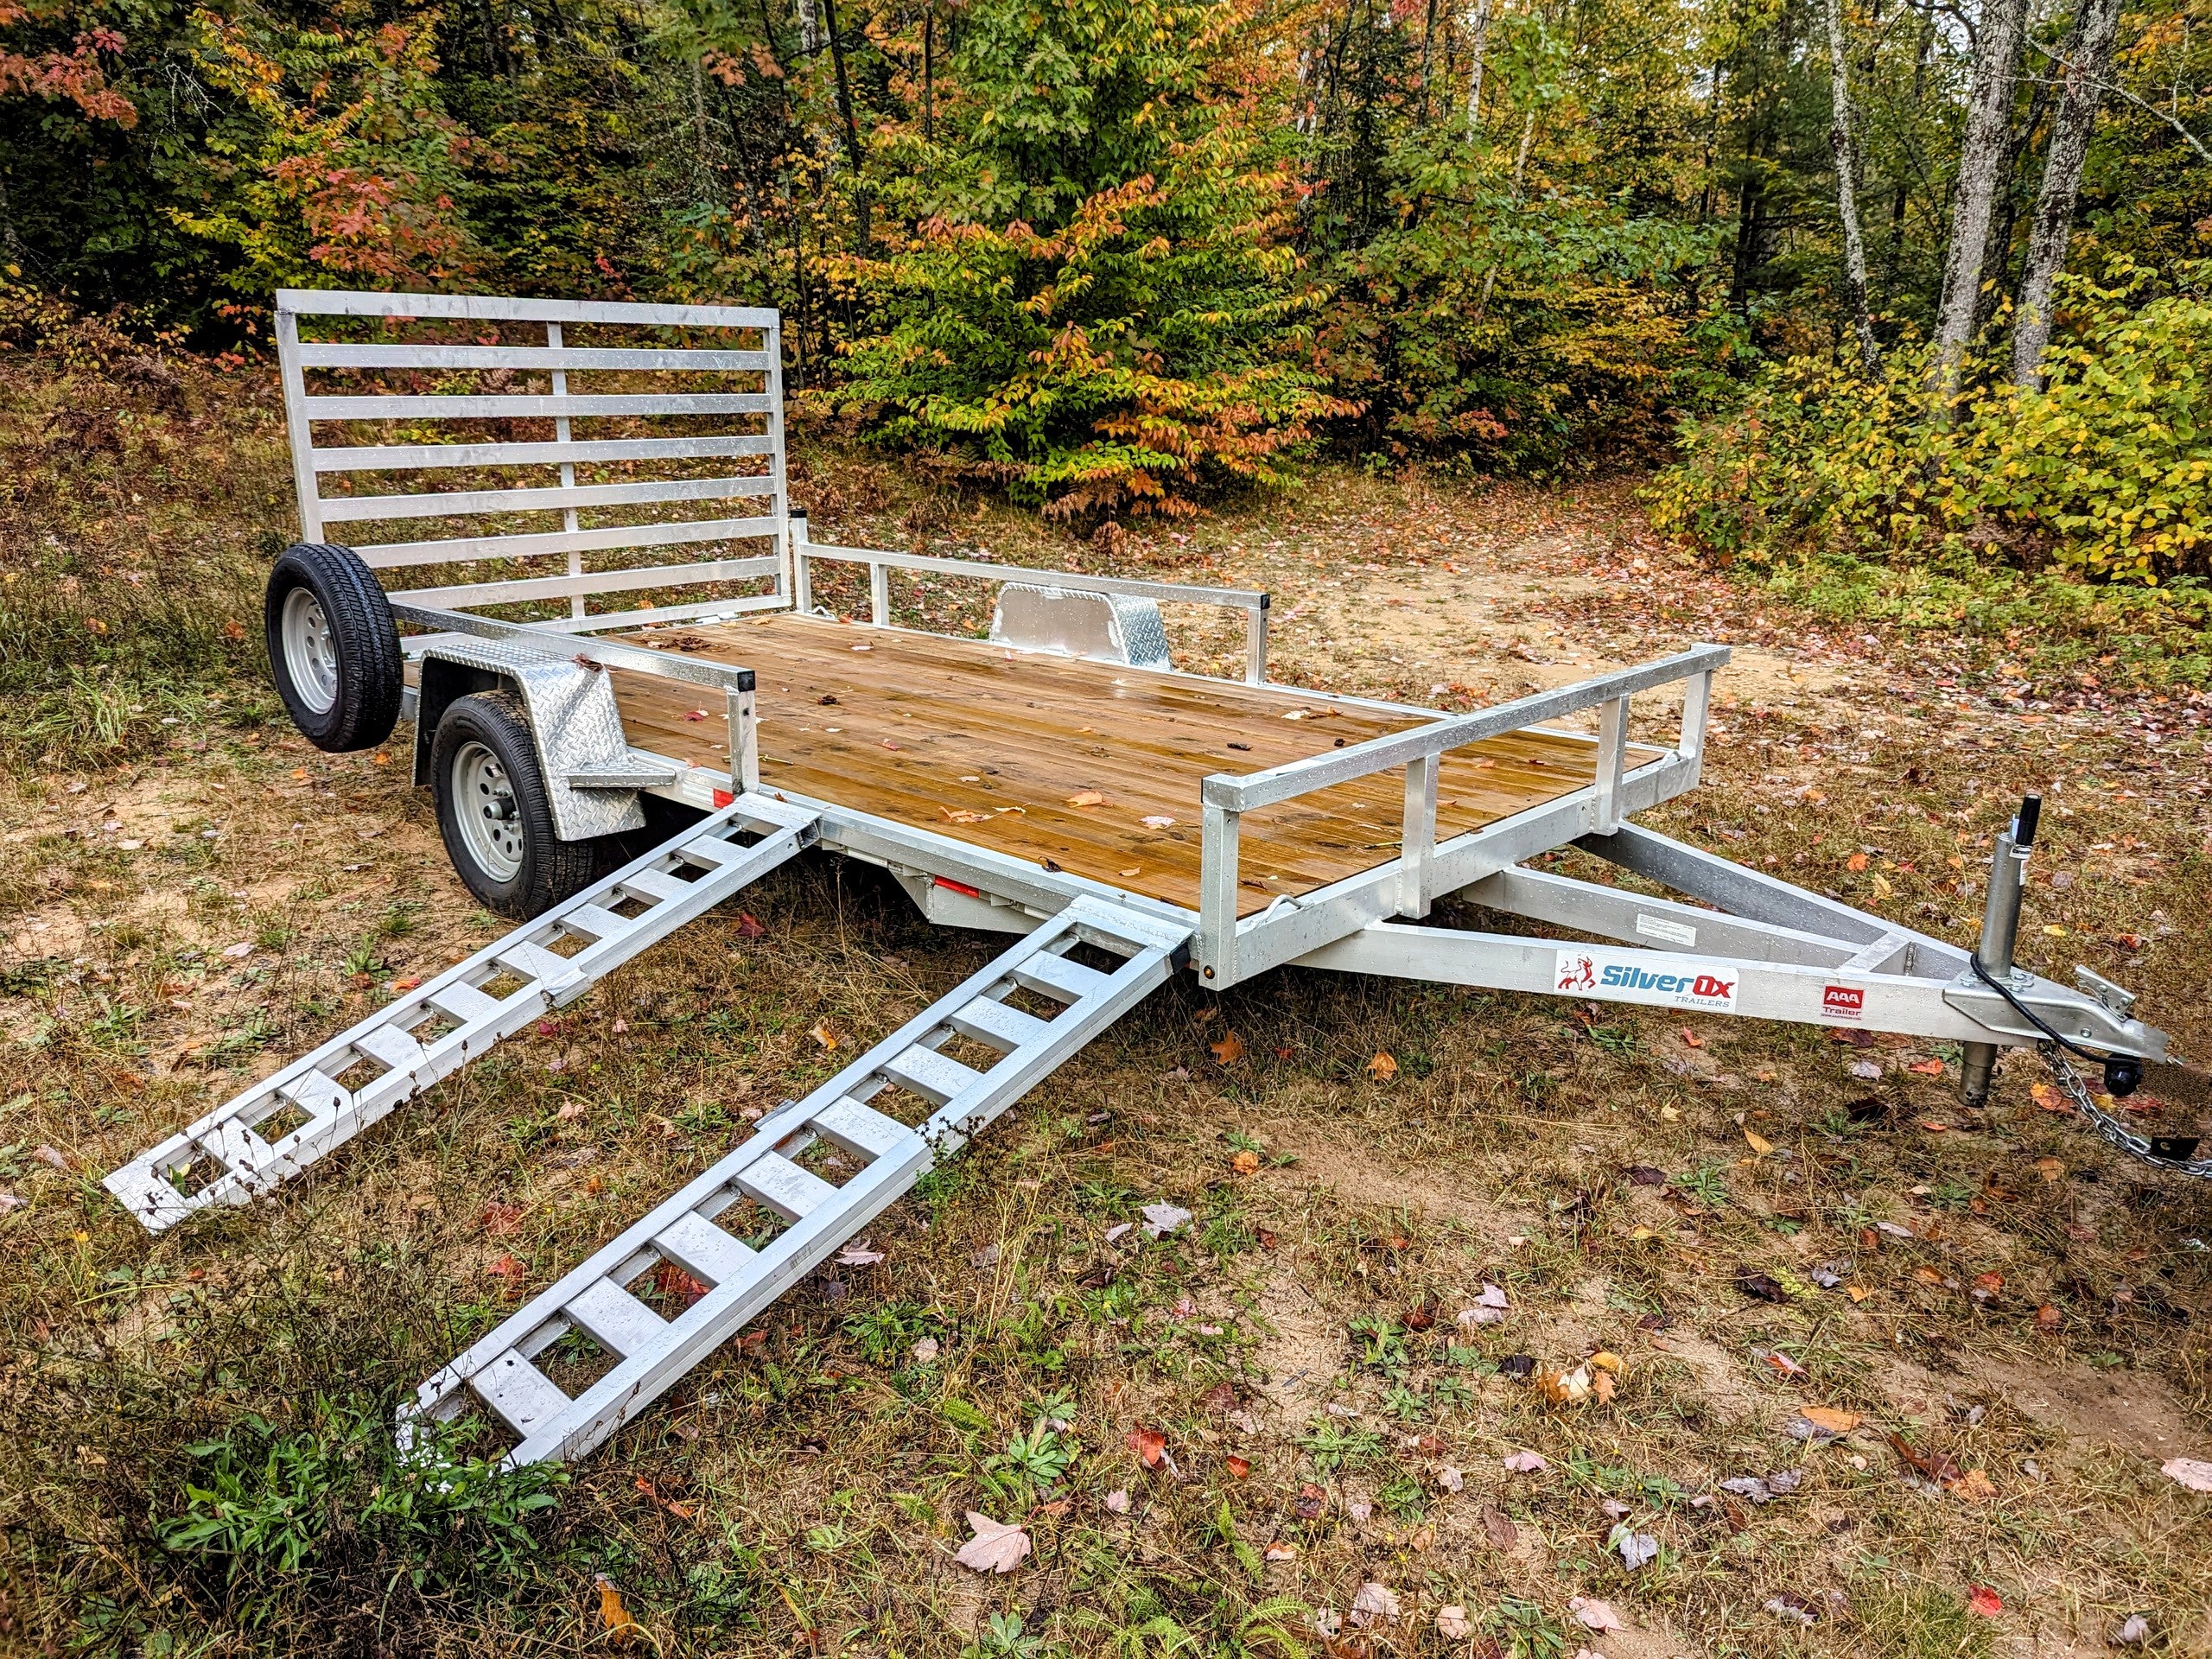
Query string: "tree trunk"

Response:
xmin=1824 ymin=0 xmax=1879 ymax=374
xmin=819 ymin=0 xmax=870 ymax=253
xmin=1931 ymin=0 xmax=2028 ymax=404
xmin=2012 ymin=0 xmax=2121 ymax=389
xmin=1464 ymin=0 xmax=1495 ymax=128
xmin=796 ymin=0 xmax=822 ymax=54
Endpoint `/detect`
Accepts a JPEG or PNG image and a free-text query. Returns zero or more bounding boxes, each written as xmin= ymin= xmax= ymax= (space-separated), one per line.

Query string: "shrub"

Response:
xmin=1649 ymin=264 xmax=2212 ymax=586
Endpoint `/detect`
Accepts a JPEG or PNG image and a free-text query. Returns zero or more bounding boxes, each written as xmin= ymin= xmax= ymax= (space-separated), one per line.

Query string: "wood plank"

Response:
xmin=595 ymin=614 xmax=1655 ymax=916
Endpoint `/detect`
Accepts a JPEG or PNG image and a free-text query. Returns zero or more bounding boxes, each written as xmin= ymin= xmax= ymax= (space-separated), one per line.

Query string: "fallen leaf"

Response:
xmin=1966 ymin=1585 xmax=2003 ymax=1618
xmin=1946 ymin=1468 xmax=1998 ymax=1501
xmin=735 ymin=912 xmax=766 ymax=938
xmin=1103 ymin=1488 xmax=1132 ymax=1513
xmin=2114 ymin=1614 xmax=2152 ymax=1645
xmin=597 ymin=1574 xmax=636 ymax=1643
xmin=1264 ymin=1539 xmax=1297 ymax=1560
xmin=1350 ymin=1581 xmax=1400 ymax=1626
xmin=652 ymin=1262 xmax=709 ymax=1306
xmin=1737 ymin=1271 xmax=1789 ymax=1303
xmin=2035 ymin=1303 xmax=2061 ymax=1330
xmin=1141 ymin=1203 xmax=1191 ymax=1238
xmin=1798 ymin=1406 xmax=1861 ymax=1434
xmin=1481 ymin=1505 xmax=1517 ymax=1547
xmin=943 ymin=808 xmax=993 ymax=824
xmin=912 ymin=1336 xmax=939 ymax=1363
xmin=1503 ymin=1449 xmax=1548 ymax=1473
xmin=1744 ymin=1128 xmax=1774 ymax=1155
xmin=1231 ymin=1149 xmax=1259 ymax=1174
xmin=1760 ymin=1350 xmax=1808 ymax=1379
xmin=1847 ymin=852 xmax=1870 ymax=873
xmin=391 ymin=976 xmax=423 ymax=993
xmin=2161 ymin=1457 xmax=2212 ymax=1492
xmin=1141 ymin=815 xmax=1176 ymax=829
xmin=835 ymin=1241 xmax=886 ymax=1268
xmin=1224 ymin=1454 xmax=1251 ymax=1478
xmin=1538 ymin=1363 xmax=1593 ymax=1406
xmin=1294 ymin=1482 xmax=1328 ymax=1518
xmin=1569 ymin=1597 xmax=1624 ymax=1633
xmin=1127 ymin=1426 xmax=1167 ymax=1469
xmin=1119 ymin=865 xmax=1141 ymax=876
xmin=955 ymin=1512 xmax=1032 ymax=1574
xmin=1872 ymin=873 xmax=1893 ymax=899
xmin=1211 ymin=1030 xmax=1246 ymax=1065
xmin=1613 ymin=1527 xmax=1660 ymax=1570
xmin=2036 ymin=1157 xmax=2065 ymax=1183
xmin=1435 ymin=1463 xmax=1465 ymax=1492
xmin=1366 ymin=1051 xmax=1399 ymax=1079
xmin=808 ymin=1023 xmax=838 ymax=1049
xmin=2030 ymin=1082 xmax=2072 ymax=1113
xmin=1884 ymin=1431 xmax=1961 ymax=1482
xmin=1909 ymin=1058 xmax=1947 ymax=1076
xmin=1066 ymin=790 xmax=1109 ymax=808
xmin=1437 ymin=1605 xmax=1473 ymax=1640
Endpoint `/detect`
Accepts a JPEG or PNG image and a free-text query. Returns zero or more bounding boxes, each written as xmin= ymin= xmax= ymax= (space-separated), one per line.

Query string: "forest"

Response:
xmin=3 ymin=0 xmax=2210 ymax=602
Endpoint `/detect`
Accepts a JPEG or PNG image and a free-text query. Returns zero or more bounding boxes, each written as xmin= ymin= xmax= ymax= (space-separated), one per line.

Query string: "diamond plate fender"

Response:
xmin=412 ymin=639 xmax=646 ymax=841
xmin=990 ymin=583 xmax=1173 ymax=671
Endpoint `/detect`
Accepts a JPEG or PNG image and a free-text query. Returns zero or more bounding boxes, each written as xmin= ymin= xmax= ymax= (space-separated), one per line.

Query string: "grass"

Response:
xmin=0 ymin=346 xmax=2208 ymax=1656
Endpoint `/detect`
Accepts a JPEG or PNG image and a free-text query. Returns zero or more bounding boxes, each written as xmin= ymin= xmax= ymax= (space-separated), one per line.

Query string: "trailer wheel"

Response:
xmin=432 ymin=690 xmax=598 ymax=918
xmin=264 ymin=542 xmax=404 ymax=753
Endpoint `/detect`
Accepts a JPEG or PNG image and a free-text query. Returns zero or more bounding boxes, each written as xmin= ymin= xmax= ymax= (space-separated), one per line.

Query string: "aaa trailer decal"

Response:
xmin=1554 ymin=949 xmax=1739 ymax=1012
xmin=1821 ymin=984 xmax=1866 ymax=1020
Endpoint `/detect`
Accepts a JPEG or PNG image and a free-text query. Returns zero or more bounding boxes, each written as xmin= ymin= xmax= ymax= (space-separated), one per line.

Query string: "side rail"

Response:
xmin=791 ymin=516 xmax=1272 ymax=684
xmin=1196 ymin=645 xmax=1729 ymax=987
xmin=276 ymin=289 xmax=791 ymax=633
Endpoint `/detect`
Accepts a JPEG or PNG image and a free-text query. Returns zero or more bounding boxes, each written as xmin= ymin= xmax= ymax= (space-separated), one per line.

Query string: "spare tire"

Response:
xmin=264 ymin=541 xmax=404 ymax=752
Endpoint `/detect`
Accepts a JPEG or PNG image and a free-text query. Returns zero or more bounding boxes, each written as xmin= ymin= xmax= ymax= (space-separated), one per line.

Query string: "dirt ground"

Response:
xmin=3 ymin=373 xmax=2211 ymax=1659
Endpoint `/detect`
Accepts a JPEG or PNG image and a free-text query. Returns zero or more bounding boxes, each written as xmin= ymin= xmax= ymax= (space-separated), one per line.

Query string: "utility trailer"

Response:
xmin=105 ymin=289 xmax=2199 ymax=1470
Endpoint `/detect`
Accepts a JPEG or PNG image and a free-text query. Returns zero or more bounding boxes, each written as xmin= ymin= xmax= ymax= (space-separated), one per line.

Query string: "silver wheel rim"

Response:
xmin=281 ymin=588 xmax=340 ymax=715
xmin=452 ymin=740 xmax=525 ymax=883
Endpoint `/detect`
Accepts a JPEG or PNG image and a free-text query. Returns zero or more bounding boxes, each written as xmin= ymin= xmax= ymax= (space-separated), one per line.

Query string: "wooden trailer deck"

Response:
xmin=599 ymin=613 xmax=1660 ymax=916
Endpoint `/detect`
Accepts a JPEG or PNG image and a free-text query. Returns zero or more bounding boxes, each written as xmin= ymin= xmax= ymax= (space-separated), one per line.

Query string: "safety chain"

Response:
xmin=2040 ymin=1043 xmax=2212 ymax=1180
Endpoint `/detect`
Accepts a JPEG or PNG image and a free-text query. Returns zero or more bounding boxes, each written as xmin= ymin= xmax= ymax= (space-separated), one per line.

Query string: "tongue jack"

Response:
xmin=1959 ymin=793 xmax=2038 ymax=1107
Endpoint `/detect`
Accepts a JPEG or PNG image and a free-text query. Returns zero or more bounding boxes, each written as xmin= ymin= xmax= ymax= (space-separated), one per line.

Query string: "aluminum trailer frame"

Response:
xmin=99 ymin=287 xmax=2199 ymax=1471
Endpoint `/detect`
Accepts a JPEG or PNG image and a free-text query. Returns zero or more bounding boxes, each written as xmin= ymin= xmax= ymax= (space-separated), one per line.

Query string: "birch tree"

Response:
xmin=1931 ymin=0 xmax=2028 ymax=403
xmin=1465 ymin=0 xmax=1496 ymax=127
xmin=2011 ymin=0 xmax=2124 ymax=389
xmin=1824 ymin=0 xmax=1878 ymax=373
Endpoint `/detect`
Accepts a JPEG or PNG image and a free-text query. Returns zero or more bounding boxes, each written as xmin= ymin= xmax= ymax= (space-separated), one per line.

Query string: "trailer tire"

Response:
xmin=264 ymin=542 xmax=404 ymax=753
xmin=432 ymin=690 xmax=598 ymax=918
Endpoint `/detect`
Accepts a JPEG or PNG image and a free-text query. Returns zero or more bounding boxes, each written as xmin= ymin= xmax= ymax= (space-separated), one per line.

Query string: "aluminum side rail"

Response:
xmin=792 ymin=521 xmax=1273 ymax=684
xmin=1193 ymin=645 xmax=1727 ymax=988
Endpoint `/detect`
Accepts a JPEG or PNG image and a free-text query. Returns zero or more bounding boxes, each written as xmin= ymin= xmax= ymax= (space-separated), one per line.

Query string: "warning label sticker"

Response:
xmin=1553 ymin=948 xmax=1739 ymax=1012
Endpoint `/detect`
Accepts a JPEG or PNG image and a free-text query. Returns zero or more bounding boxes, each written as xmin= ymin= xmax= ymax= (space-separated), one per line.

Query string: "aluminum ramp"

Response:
xmin=402 ymin=896 xmax=1191 ymax=1466
xmin=103 ymin=793 xmax=820 ymax=1233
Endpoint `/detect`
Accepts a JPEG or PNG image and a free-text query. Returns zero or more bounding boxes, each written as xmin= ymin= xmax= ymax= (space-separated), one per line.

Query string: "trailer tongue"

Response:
xmin=101 ymin=287 xmax=2194 ymax=1471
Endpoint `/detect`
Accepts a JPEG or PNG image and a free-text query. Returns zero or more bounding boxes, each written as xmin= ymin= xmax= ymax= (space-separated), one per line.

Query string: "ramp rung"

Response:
xmin=353 ymin=1025 xmax=427 ymax=1072
xmin=565 ymin=1279 xmax=668 ymax=1357
xmin=278 ymin=1070 xmax=349 ymax=1120
xmin=810 ymin=1097 xmax=912 ymax=1160
xmin=430 ymin=981 xmax=505 ymax=1024
xmin=474 ymin=1350 xmax=573 ymax=1438
xmin=620 ymin=868 xmax=693 ymax=904
xmin=401 ymin=895 xmax=1192 ymax=1469
xmin=653 ymin=1211 xmax=756 ymax=1286
xmin=100 ymin=795 xmax=820 ymax=1234
xmin=738 ymin=1153 xmax=837 ymax=1221
xmin=950 ymin=995 xmax=1050 ymax=1053
xmin=561 ymin=904 xmax=636 ymax=943
xmin=1015 ymin=950 xmax=1109 ymax=1003
xmin=881 ymin=1045 xmax=985 ymax=1105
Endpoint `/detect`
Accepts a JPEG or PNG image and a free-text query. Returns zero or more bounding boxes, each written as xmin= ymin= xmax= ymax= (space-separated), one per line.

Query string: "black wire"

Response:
xmin=1967 ymin=953 xmax=2115 ymax=1064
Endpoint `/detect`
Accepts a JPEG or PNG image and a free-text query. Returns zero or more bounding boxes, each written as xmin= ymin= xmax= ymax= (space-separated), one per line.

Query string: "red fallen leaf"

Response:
xmin=1919 ymin=1118 xmax=1950 ymax=1132
xmin=683 ymin=709 xmax=709 ymax=721
xmin=1679 ymin=1027 xmax=1704 ymax=1048
xmin=1293 ymin=1482 xmax=1328 ymax=1519
xmin=2035 ymin=1303 xmax=2062 ymax=1331
xmin=222 ymin=618 xmax=245 ymax=640
xmin=1203 ymin=1382 xmax=1237 ymax=1414
xmin=734 ymin=911 xmax=766 ymax=938
xmin=391 ymin=976 xmax=423 ymax=992
xmin=1127 ymin=1426 xmax=1167 ymax=1468
xmin=1406 ymin=1303 xmax=1437 ymax=1332
xmin=1033 ymin=1497 xmax=1072 ymax=1518
xmin=653 ymin=1261 xmax=709 ymax=1306
xmin=1885 ymin=1430 xmax=1961 ymax=1482
xmin=486 ymin=1255 xmax=527 ymax=1300
xmin=480 ymin=1200 xmax=523 ymax=1236
xmin=1967 ymin=1585 xmax=2003 ymax=1618
xmin=1224 ymin=1455 xmax=1251 ymax=1478
xmin=737 ymin=1328 xmax=768 ymax=1351
xmin=1255 ymin=1228 xmax=1278 ymax=1251
xmin=1909 ymin=1059 xmax=1947 ymax=1077
xmin=1211 ymin=1030 xmax=1246 ymax=1065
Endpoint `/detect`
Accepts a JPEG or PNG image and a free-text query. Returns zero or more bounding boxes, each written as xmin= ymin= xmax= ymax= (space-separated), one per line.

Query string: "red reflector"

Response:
xmin=711 ymin=788 xmax=735 ymax=808
xmin=933 ymin=875 xmax=982 ymax=899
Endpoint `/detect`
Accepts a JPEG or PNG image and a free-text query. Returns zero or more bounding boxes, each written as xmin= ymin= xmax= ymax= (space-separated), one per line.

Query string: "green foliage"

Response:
xmin=1653 ymin=264 xmax=2212 ymax=588
xmin=823 ymin=0 xmax=1350 ymax=520
xmin=156 ymin=1396 xmax=562 ymax=1622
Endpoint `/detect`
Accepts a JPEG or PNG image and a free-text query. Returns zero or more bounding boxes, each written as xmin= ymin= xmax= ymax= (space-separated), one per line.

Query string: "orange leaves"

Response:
xmin=1126 ymin=1425 xmax=1169 ymax=1470
xmin=1365 ymin=1051 xmax=1398 ymax=1080
xmin=1209 ymin=1029 xmax=1245 ymax=1065
xmin=596 ymin=1575 xmax=637 ymax=1643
